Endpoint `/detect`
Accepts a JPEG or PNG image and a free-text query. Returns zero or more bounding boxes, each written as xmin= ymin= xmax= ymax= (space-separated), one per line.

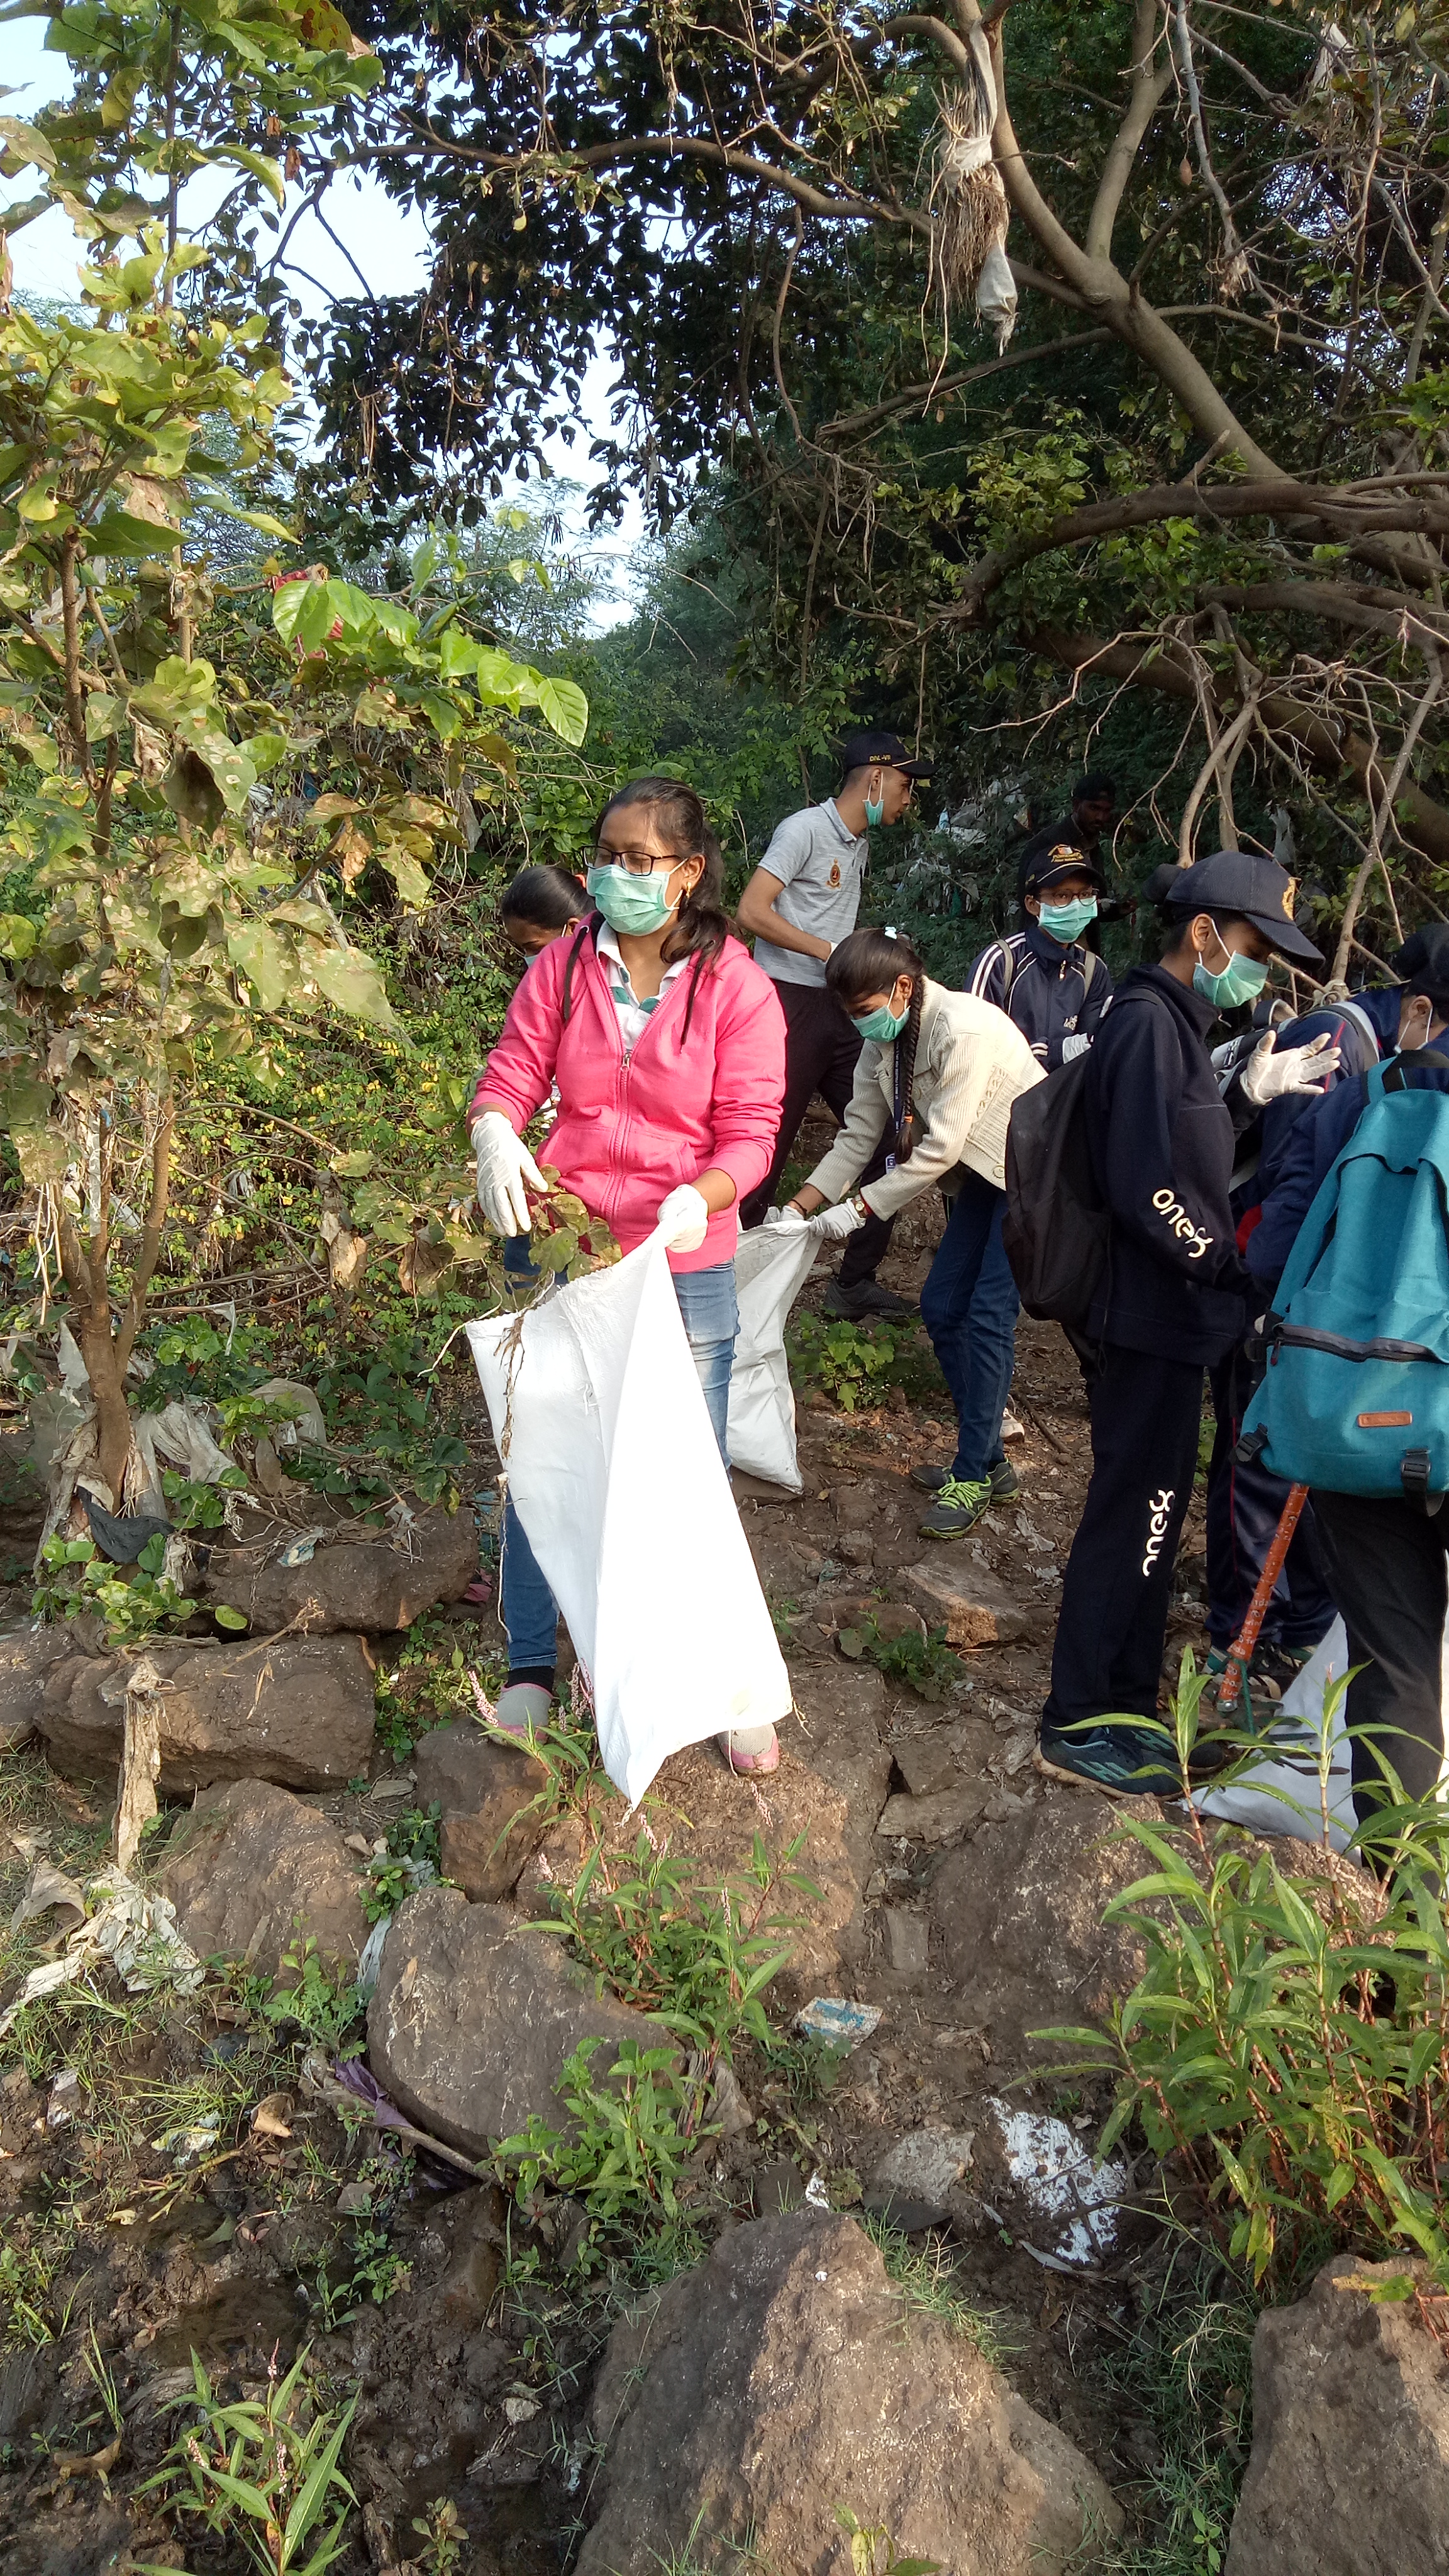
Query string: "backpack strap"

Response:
xmin=1080 ymin=948 xmax=1101 ymax=996
xmin=1381 ymin=1046 xmax=1449 ymax=1094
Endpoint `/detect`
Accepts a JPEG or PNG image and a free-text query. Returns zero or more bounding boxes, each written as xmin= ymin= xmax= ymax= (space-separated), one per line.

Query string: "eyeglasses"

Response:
xmin=589 ymin=844 xmax=687 ymax=877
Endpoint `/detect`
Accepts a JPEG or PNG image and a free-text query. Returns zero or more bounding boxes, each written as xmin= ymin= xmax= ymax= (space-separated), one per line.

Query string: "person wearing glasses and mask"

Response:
xmin=467 ymin=777 xmax=786 ymax=1772
xmin=736 ymin=729 xmax=934 ymax=1321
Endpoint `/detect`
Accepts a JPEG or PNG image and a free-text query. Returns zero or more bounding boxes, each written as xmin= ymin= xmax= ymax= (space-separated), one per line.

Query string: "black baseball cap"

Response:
xmin=838 ymin=729 xmax=936 ymax=782
xmin=1022 ymin=840 xmax=1106 ymax=897
xmin=1163 ymin=850 xmax=1323 ymax=965
xmin=1392 ymin=924 xmax=1449 ymax=1004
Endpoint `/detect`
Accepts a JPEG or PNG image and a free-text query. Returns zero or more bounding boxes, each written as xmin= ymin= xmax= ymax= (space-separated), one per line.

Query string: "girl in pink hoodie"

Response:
xmin=470 ymin=777 xmax=787 ymax=1769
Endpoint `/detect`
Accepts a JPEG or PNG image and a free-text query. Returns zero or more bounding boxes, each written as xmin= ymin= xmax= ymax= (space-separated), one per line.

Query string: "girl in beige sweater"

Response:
xmin=775 ymin=927 xmax=1043 ymax=1538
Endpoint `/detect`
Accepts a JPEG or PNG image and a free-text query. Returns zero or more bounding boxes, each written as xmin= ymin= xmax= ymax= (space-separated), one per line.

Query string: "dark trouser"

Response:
xmin=740 ymin=979 xmax=895 ymax=1289
xmin=1043 ymin=1346 xmax=1204 ymax=1733
xmin=1205 ymin=1350 xmax=1335 ymax=1653
xmin=918 ymin=1171 xmax=1018 ymax=1482
xmin=1311 ymin=1489 xmax=1446 ymax=1829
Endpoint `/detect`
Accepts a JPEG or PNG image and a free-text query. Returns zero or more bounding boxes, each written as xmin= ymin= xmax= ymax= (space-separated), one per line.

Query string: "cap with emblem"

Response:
xmin=1022 ymin=840 xmax=1106 ymax=897
xmin=837 ymin=728 xmax=935 ymax=782
xmin=1163 ymin=849 xmax=1323 ymax=965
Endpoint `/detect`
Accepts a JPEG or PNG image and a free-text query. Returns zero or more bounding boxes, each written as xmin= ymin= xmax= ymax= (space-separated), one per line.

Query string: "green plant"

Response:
xmin=862 ymin=2219 xmax=1009 ymax=2367
xmin=360 ymin=1802 xmax=443 ymax=1921
xmin=312 ymin=2221 xmax=413 ymax=2329
xmin=136 ymin=2346 xmax=356 ymax=2576
xmin=1043 ymin=1654 xmax=1449 ymax=2292
xmin=161 ymin=1466 xmax=249 ymax=1531
xmin=410 ymin=2497 xmax=467 ymax=2575
xmin=833 ymin=2506 xmax=940 ymax=2576
xmin=787 ymin=1314 xmax=917 ymax=1415
xmin=1096 ymin=2256 xmax=1257 ymax=2576
xmin=31 ymin=1530 xmax=192 ymax=1645
xmin=494 ymin=2035 xmax=702 ymax=2229
xmin=260 ymin=1938 xmax=364 ymax=2059
xmin=838 ymin=1613 xmax=960 ymax=1704
xmin=542 ymin=1828 xmax=815 ymax=2058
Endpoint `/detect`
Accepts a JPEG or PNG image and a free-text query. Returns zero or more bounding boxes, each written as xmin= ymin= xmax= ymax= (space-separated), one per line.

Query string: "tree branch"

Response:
xmin=1085 ymin=0 xmax=1173 ymax=267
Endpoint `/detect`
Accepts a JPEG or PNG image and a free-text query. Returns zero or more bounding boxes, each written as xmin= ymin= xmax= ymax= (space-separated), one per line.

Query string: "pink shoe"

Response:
xmin=720 ymin=1726 xmax=780 ymax=1775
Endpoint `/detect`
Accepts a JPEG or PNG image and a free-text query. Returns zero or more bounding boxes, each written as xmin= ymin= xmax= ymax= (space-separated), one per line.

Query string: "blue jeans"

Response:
xmin=501 ymin=1258 xmax=739 ymax=1677
xmin=919 ymin=1172 xmax=1019 ymax=1485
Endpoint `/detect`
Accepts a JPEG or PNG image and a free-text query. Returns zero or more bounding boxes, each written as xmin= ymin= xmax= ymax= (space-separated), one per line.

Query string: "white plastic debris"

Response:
xmin=794 ymin=1997 xmax=883 ymax=2051
xmin=0 ymin=1872 xmax=203 ymax=2038
xmin=46 ymin=2068 xmax=80 ymax=2130
xmin=985 ymin=2098 xmax=1130 ymax=2267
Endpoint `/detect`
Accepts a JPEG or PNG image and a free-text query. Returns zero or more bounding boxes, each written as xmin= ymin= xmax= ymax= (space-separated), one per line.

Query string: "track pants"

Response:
xmin=1043 ymin=1346 xmax=1204 ymax=1733
xmin=1205 ymin=1350 xmax=1335 ymax=1653
xmin=739 ymin=980 xmax=895 ymax=1289
xmin=1311 ymin=1488 xmax=1448 ymax=1829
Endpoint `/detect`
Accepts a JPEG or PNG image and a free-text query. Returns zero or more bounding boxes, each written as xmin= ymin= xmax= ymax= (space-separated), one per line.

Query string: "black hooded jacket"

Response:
xmin=1082 ymin=965 xmax=1252 ymax=1366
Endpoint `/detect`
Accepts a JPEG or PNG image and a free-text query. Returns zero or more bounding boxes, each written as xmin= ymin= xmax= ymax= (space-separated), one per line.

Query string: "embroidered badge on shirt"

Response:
xmin=828 ymin=861 xmax=841 ymax=888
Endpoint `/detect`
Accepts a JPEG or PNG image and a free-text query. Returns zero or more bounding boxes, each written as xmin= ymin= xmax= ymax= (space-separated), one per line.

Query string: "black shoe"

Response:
xmin=909 ymin=1457 xmax=1019 ymax=1502
xmin=821 ymin=1278 xmax=916 ymax=1321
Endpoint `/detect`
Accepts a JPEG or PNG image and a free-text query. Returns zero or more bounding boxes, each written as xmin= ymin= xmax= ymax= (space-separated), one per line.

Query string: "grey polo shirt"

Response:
xmin=750 ymin=799 xmax=869 ymax=989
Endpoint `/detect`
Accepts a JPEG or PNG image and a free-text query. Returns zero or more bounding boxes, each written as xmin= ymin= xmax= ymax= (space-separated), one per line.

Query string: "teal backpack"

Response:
xmin=1243 ymin=1053 xmax=1449 ymax=1504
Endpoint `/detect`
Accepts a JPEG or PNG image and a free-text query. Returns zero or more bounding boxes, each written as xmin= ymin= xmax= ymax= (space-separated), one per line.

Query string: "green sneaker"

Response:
xmin=910 ymin=1458 xmax=1019 ymax=1503
xmin=918 ymin=1475 xmax=992 ymax=1540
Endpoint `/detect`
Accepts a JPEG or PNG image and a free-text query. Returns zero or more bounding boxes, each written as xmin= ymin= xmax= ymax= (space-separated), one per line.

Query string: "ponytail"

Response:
xmin=826 ymin=926 xmax=926 ymax=1164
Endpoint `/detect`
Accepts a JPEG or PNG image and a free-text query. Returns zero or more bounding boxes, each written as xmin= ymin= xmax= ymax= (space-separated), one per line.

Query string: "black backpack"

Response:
xmin=1001 ymin=1052 xmax=1110 ymax=1325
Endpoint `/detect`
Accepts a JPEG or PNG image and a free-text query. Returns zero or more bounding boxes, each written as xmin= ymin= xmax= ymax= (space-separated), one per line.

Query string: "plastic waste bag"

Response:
xmin=726 ymin=1221 xmax=823 ymax=1492
xmin=1194 ymin=1618 xmax=1359 ymax=1850
xmin=467 ymin=1231 xmax=792 ymax=1806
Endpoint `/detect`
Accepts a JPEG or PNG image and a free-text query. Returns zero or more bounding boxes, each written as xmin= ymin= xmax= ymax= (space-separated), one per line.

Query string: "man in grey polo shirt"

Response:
xmin=737 ymin=730 xmax=933 ymax=1317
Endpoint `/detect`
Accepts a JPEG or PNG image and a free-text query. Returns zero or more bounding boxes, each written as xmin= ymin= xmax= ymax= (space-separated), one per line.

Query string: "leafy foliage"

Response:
xmin=137 ymin=2346 xmax=357 ymax=2576
xmin=838 ymin=1612 xmax=960 ymax=1704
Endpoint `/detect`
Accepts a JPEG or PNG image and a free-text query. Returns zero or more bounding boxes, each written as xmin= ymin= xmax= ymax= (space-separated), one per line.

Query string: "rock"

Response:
xmin=0 ymin=1429 xmax=43 ymax=1554
xmin=931 ymin=1794 xmax=1160 ymax=2077
xmin=159 ymin=1779 xmax=370 ymax=1980
xmin=882 ymin=1907 xmax=930 ymax=1979
xmin=203 ymin=1504 xmax=476 ymax=1635
xmin=708 ymin=2065 xmax=753 ymax=2138
xmin=413 ymin=1721 xmax=549 ymax=1902
xmin=38 ymin=1635 xmax=377 ymax=1793
xmin=521 ymin=1737 xmax=866 ymax=2009
xmin=577 ymin=2212 xmax=1120 ymax=2575
xmin=821 ymin=1599 xmax=926 ymax=1645
xmin=894 ymin=1735 xmax=958 ymax=1797
xmin=367 ymin=1884 xmax=658 ymax=2158
xmin=878 ymin=1785 xmax=989 ymax=1843
xmin=865 ymin=2124 xmax=976 ymax=2229
xmin=787 ymin=1662 xmax=892 ymax=1895
xmin=0 ymin=1625 xmax=81 ymax=1754
xmin=752 ymin=2156 xmax=807 ymax=2216
xmin=833 ymin=1483 xmax=882 ymax=1531
xmin=1225 ymin=2253 xmax=1449 ymax=2576
xmin=899 ymin=1558 xmax=1030 ymax=1648
xmin=838 ymin=1533 xmax=874 ymax=1568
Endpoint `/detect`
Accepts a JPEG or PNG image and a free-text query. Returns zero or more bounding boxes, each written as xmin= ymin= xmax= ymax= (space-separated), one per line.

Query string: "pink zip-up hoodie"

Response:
xmin=470 ymin=924 xmax=787 ymax=1273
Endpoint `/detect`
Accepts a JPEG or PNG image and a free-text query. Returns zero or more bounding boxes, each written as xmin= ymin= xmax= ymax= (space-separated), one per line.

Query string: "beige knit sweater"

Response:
xmin=806 ymin=977 xmax=1044 ymax=1216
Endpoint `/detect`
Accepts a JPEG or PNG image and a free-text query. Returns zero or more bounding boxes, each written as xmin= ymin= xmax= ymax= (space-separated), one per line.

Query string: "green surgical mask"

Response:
xmin=1192 ymin=926 xmax=1269 ymax=1011
xmin=587 ymin=862 xmax=679 ymax=937
xmin=1038 ymin=894 xmax=1097 ymax=943
xmin=853 ymin=999 xmax=909 ymax=1043
xmin=864 ymin=791 xmax=885 ymax=829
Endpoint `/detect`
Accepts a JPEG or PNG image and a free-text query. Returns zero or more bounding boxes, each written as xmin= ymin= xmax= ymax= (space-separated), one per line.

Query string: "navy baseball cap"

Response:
xmin=1392 ymin=925 xmax=1449 ymax=1002
xmin=1164 ymin=850 xmax=1323 ymax=965
xmin=838 ymin=729 xmax=936 ymax=782
xmin=1023 ymin=840 xmax=1106 ymax=897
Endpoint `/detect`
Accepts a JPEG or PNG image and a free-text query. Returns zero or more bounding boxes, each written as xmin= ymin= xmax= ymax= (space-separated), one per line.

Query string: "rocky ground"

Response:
xmin=0 ymin=1159 xmax=1428 ymax=2576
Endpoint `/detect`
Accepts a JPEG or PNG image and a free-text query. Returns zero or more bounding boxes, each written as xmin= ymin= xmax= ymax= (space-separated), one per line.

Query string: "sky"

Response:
xmin=4 ymin=18 xmax=645 ymax=628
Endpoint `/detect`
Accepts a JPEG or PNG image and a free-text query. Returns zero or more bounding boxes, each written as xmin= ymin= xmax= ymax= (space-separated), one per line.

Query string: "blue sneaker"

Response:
xmin=1033 ymin=1723 xmax=1185 ymax=1797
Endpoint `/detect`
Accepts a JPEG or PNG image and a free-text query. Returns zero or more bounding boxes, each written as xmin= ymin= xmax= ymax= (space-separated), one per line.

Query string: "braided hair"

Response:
xmin=825 ymin=927 xmax=926 ymax=1163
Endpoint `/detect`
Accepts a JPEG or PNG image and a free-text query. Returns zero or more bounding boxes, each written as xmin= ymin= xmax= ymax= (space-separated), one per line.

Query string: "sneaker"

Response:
xmin=918 ymin=1475 xmax=992 ymax=1539
xmin=821 ymin=1278 xmax=916 ymax=1321
xmin=1034 ymin=1723 xmax=1184 ymax=1797
xmin=909 ymin=1457 xmax=1019 ymax=1502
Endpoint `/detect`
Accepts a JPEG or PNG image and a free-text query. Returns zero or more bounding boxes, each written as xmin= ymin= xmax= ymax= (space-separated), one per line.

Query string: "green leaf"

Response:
xmin=214 ymin=1605 xmax=248 ymax=1631
xmin=87 ymin=509 xmax=179 ymax=558
xmin=307 ymin=942 xmax=403 ymax=1035
xmin=0 ymin=913 xmax=37 ymax=959
xmin=376 ymin=843 xmax=430 ymax=906
xmin=0 ymin=116 xmax=55 ymax=172
xmin=533 ymin=673 xmax=589 ymax=746
xmin=187 ymin=482 xmax=296 ymax=543
xmin=227 ymin=920 xmax=294 ymax=1012
xmin=419 ymin=690 xmax=462 ymax=740
xmin=331 ymin=1150 xmax=375 ymax=1177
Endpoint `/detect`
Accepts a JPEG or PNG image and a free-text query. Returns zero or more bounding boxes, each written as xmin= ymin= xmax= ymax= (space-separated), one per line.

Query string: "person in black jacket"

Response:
xmin=967 ymin=845 xmax=1114 ymax=1069
xmin=1038 ymin=852 xmax=1335 ymax=1793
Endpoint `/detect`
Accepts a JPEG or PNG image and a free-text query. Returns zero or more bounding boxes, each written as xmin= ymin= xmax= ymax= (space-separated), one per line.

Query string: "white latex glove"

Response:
xmin=764 ymin=1204 xmax=809 ymax=1231
xmin=472 ymin=1112 xmax=546 ymax=1236
xmin=811 ymin=1198 xmax=867 ymax=1241
xmin=1240 ymin=1029 xmax=1341 ymax=1106
xmin=655 ymin=1182 xmax=711 ymax=1252
xmin=1060 ymin=1032 xmax=1092 ymax=1063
